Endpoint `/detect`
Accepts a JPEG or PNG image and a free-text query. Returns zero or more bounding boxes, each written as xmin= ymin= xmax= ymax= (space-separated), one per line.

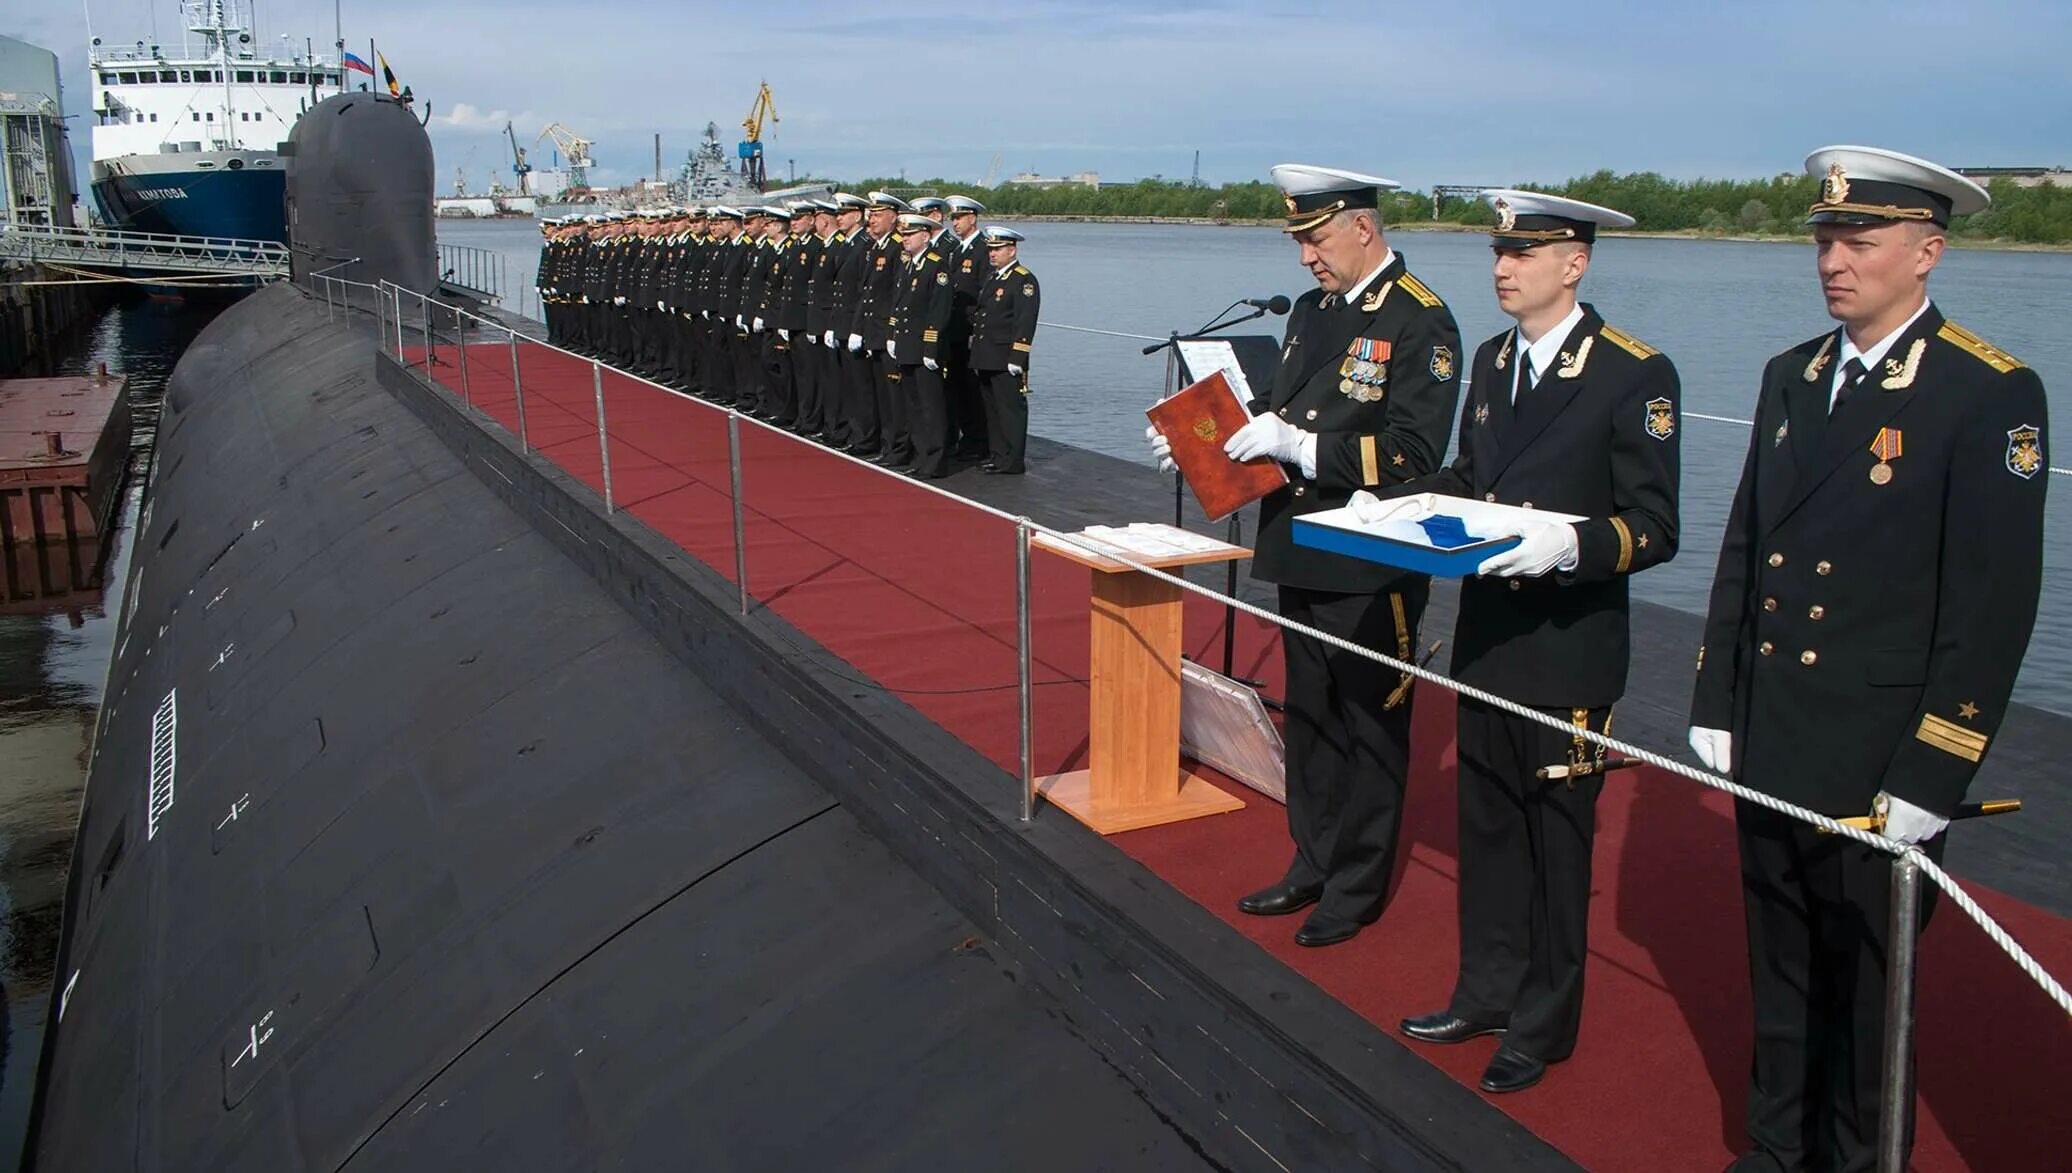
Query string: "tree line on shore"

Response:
xmin=843 ymin=169 xmax=2072 ymax=244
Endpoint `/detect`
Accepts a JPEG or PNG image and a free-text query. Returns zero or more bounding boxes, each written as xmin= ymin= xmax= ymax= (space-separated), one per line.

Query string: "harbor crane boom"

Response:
xmin=738 ymin=81 xmax=778 ymax=190
xmin=505 ymin=121 xmax=531 ymax=195
xmin=536 ymin=122 xmax=595 ymax=192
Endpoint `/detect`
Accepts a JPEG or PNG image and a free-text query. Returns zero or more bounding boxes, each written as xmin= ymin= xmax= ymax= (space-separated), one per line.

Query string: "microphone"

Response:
xmin=1242 ymin=295 xmax=1292 ymax=315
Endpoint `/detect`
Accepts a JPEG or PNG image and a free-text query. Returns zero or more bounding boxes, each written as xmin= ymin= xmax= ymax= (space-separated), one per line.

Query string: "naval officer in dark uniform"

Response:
xmin=1688 ymin=147 xmax=2046 ymax=1173
xmin=1390 ymin=190 xmax=1681 ymax=1094
xmin=1151 ymin=164 xmax=1463 ymax=947
xmin=969 ymin=226 xmax=1040 ymax=475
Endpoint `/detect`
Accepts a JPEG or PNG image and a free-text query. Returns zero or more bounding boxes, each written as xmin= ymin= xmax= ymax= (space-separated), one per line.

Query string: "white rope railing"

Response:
xmin=380 ymin=283 xmax=2072 ymax=1019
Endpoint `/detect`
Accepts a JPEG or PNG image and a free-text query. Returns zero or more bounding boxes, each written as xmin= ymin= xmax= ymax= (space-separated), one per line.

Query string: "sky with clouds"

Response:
xmin=10 ymin=0 xmax=2070 ymax=192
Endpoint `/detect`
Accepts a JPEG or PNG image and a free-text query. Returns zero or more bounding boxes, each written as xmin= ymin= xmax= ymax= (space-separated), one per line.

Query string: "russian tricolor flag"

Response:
xmin=343 ymin=51 xmax=374 ymax=76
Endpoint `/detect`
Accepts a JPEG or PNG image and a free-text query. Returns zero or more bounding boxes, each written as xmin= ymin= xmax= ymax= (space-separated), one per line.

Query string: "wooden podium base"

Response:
xmin=1036 ymin=766 xmax=1244 ymax=835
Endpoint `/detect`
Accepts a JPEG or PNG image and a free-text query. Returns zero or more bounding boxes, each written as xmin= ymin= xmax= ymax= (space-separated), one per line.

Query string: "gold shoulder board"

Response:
xmin=1599 ymin=324 xmax=1660 ymax=359
xmin=1398 ymin=273 xmax=1443 ymax=308
xmin=926 ymin=251 xmax=941 ymax=261
xmin=1938 ymin=321 xmax=2025 ymax=373
xmin=1014 ymin=265 xmax=1029 ymax=276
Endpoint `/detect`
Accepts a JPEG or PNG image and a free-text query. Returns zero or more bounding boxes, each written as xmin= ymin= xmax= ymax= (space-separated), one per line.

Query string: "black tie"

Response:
xmin=1834 ymin=357 xmax=1870 ymax=416
xmin=1519 ymin=355 xmax=1537 ymax=401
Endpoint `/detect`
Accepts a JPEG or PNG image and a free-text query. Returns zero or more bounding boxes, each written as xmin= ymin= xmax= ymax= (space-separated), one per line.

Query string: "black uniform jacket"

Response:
xmin=1690 ymin=305 xmax=2047 ymax=817
xmin=888 ymin=248 xmax=954 ymax=362
xmin=853 ymin=233 xmax=903 ymax=350
xmin=1421 ymin=306 xmax=1681 ymax=707
xmin=1249 ymin=253 xmax=1463 ymax=594
xmin=970 ymin=262 xmax=1040 ymax=374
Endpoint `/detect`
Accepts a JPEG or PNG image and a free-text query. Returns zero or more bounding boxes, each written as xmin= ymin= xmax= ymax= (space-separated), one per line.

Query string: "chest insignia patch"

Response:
xmin=1645 ymin=397 xmax=1676 ymax=441
xmin=1474 ymin=401 xmax=1490 ymax=427
xmin=2007 ymin=424 xmax=2044 ymax=479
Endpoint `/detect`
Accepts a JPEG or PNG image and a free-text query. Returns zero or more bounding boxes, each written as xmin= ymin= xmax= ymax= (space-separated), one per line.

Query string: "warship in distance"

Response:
xmin=86 ymin=0 xmax=346 ymax=241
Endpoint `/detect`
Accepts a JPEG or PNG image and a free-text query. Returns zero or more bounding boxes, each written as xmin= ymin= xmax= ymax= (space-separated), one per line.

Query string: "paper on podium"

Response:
xmin=1175 ymin=339 xmax=1256 ymax=404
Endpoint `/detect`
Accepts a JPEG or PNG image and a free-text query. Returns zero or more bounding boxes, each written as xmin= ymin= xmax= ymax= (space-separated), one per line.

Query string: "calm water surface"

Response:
xmin=447 ymin=218 xmax=2072 ymax=711
xmin=0 ymin=297 xmax=224 ymax=1167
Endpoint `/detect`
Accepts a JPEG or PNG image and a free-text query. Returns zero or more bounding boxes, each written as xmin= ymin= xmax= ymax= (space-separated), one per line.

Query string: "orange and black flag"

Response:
xmin=377 ymin=51 xmax=401 ymax=98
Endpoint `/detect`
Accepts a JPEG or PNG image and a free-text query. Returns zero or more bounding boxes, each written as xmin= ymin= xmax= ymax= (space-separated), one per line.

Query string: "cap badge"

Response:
xmin=1823 ymin=163 xmax=1850 ymax=206
xmin=1284 ymin=195 xmax=1298 ymax=215
xmin=1494 ymin=197 xmax=1516 ymax=232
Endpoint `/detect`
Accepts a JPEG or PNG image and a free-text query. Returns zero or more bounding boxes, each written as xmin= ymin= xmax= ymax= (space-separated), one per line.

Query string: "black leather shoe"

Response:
xmin=1236 ymin=883 xmax=1321 ymax=917
xmin=1478 ymin=1046 xmax=1547 ymax=1094
xmin=1293 ymin=912 xmax=1364 ymax=948
xmin=1400 ymin=1012 xmax=1507 ymax=1045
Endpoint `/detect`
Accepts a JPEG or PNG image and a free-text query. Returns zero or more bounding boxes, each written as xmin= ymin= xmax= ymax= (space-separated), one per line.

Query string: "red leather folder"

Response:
xmin=1145 ymin=371 xmax=1288 ymax=522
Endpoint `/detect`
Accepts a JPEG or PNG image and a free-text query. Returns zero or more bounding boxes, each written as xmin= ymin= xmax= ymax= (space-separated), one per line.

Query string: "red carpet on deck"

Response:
xmin=412 ymin=340 xmax=2071 ymax=1172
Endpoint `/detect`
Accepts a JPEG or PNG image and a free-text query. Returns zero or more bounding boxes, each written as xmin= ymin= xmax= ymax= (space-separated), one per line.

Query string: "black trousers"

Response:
xmin=1449 ymin=698 xmax=1609 ymax=1061
xmin=733 ymin=328 xmax=763 ymax=411
xmin=979 ymin=369 xmax=1028 ymax=472
xmin=1275 ymin=581 xmax=1425 ymax=924
xmin=948 ymin=352 xmax=987 ymax=455
xmin=794 ymin=338 xmax=824 ymax=433
xmin=876 ymin=352 xmax=910 ymax=462
xmin=1735 ymin=801 xmax=1940 ymax=1173
xmin=902 ymin=362 xmax=949 ymax=476
xmin=842 ymin=347 xmax=880 ymax=451
xmin=762 ymin=336 xmax=795 ymax=425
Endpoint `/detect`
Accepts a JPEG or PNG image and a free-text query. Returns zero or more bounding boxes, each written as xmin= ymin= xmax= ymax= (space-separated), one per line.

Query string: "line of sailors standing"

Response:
xmin=535 ymin=192 xmax=1041 ymax=478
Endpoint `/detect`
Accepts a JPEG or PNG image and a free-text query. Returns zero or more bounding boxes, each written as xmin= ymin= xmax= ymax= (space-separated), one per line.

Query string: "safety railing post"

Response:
xmin=509 ymin=328 xmax=529 ymax=452
xmin=1016 ymin=517 xmax=1034 ymax=822
xmin=592 ymin=359 xmax=613 ymax=511
xmin=457 ymin=311 xmax=472 ymax=406
xmin=322 ymin=276 xmax=333 ymax=323
xmin=1877 ymin=852 xmax=1923 ymax=1173
xmin=421 ymin=293 xmax=433 ymax=370
xmin=375 ymin=281 xmax=385 ymax=349
xmin=729 ymin=412 xmax=747 ymax=615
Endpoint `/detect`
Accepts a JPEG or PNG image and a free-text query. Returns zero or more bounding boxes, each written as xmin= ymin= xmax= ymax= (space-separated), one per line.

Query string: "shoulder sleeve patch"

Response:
xmin=1598 ymin=323 xmax=1660 ymax=359
xmin=1397 ymin=273 xmax=1443 ymax=308
xmin=1938 ymin=321 xmax=2025 ymax=373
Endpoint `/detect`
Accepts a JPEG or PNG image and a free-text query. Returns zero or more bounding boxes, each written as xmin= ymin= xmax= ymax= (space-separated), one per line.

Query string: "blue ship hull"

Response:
xmin=91 ymin=167 xmax=287 ymax=243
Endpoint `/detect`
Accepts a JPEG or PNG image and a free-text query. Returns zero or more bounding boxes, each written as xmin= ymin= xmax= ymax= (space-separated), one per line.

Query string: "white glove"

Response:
xmin=656 ymin=300 xmax=665 ymax=310
xmin=779 ymin=329 xmax=791 ymax=342
xmin=1878 ymin=792 xmax=1950 ymax=846
xmin=1008 ymin=364 xmax=1023 ymax=376
xmin=1688 ymin=727 xmax=1733 ymax=774
xmin=752 ymin=316 xmax=766 ymax=332
xmin=613 ymin=296 xmax=626 ymax=306
xmin=1477 ymin=519 xmax=1580 ymax=578
xmin=1145 ymin=424 xmax=1177 ymax=474
xmin=735 ymin=315 xmax=746 ymax=330
xmin=887 ymin=340 xmax=899 ymax=361
xmin=1348 ymin=490 xmax=1437 ymax=525
xmin=825 ymin=330 xmax=837 ymax=347
xmin=1224 ymin=412 xmax=1311 ymax=467
xmin=924 ymin=356 xmax=939 ymax=371
xmin=847 ymin=333 xmax=863 ymax=353
xmin=701 ymin=310 xmax=711 ymax=320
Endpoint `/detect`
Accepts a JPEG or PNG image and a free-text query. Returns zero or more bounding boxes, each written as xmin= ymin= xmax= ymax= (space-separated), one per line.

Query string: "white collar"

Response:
xmin=1514 ymin=302 xmax=1587 ymax=399
xmin=1340 ymin=248 xmax=1397 ymax=306
xmin=1833 ymin=298 xmax=1932 ymax=398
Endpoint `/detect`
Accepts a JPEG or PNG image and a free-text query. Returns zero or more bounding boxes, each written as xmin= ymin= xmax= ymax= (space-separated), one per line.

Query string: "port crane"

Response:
xmin=536 ymin=122 xmax=595 ymax=193
xmin=504 ymin=121 xmax=531 ymax=195
xmin=739 ymin=81 xmax=778 ymax=190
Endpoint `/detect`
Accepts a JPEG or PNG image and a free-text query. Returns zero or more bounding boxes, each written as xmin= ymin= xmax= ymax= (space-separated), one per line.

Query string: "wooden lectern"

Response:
xmin=1032 ymin=528 xmax=1250 ymax=834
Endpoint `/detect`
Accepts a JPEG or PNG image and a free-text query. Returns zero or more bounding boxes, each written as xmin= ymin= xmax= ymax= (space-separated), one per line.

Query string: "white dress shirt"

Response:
xmin=1830 ymin=298 xmax=1930 ymax=409
xmin=1512 ymin=302 xmax=1586 ymax=403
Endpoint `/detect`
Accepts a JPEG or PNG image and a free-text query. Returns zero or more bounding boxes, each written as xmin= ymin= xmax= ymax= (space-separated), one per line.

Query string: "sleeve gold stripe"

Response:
xmin=1012 ymin=341 xmax=1031 ymax=351
xmin=1938 ymin=321 xmax=2024 ymax=373
xmin=1610 ymin=516 xmax=1634 ymax=574
xmin=1916 ymin=714 xmax=1988 ymax=762
xmin=1360 ymin=435 xmax=1380 ymax=485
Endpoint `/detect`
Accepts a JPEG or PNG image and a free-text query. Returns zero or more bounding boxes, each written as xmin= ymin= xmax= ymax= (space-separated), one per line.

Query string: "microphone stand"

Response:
xmin=1142 ymin=301 xmax=1285 ymax=703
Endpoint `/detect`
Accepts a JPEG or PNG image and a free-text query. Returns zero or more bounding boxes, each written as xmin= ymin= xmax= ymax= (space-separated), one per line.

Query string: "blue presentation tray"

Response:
xmin=1292 ymin=499 xmax=1586 ymax=578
